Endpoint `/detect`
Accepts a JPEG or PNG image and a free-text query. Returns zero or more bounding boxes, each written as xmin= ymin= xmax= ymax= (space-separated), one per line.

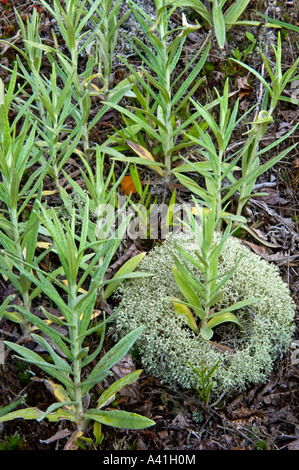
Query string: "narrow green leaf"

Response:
xmin=11 ymin=305 xmax=72 ymax=360
xmin=84 ymin=409 xmax=155 ymax=430
xmin=224 ymin=0 xmax=250 ymax=25
xmin=0 ymin=396 xmax=26 ymax=419
xmin=81 ymin=371 xmax=111 ymax=396
xmin=141 ymin=68 xmax=171 ymax=104
xmin=0 ymin=407 xmax=43 ymax=423
xmin=102 ymin=101 xmax=163 ymax=142
xmin=109 ymin=155 xmax=166 ymax=169
xmin=88 ymin=326 xmax=144 ymax=382
xmin=230 ymin=59 xmax=272 ymax=94
xmin=172 ymin=266 xmax=204 ymax=318
xmin=213 ymin=1 xmax=226 ymax=49
xmin=173 ymin=254 xmax=206 ymax=298
xmin=209 ymin=298 xmax=258 ymax=318
xmin=3 ymin=341 xmax=73 ymax=389
xmin=103 ymin=252 xmax=147 ymax=300
xmin=175 ymin=243 xmax=205 ymax=273
xmin=167 ymin=0 xmax=212 ymax=25
xmin=36 ymin=401 xmax=77 ymax=422
xmin=257 ymin=12 xmax=299 ymax=33
xmin=39 ymin=306 xmax=68 ymax=326
xmin=189 ymin=98 xmax=221 ymax=139
xmin=206 ymin=311 xmax=243 ymax=330
xmin=171 ymin=44 xmax=210 ymax=107
xmin=175 ymin=173 xmax=211 ymax=205
xmin=97 ymin=370 xmax=142 ymax=410
xmin=30 ymin=333 xmax=71 ymax=373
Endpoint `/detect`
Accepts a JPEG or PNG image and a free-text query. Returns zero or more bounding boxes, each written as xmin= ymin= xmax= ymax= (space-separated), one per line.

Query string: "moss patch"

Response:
xmin=113 ymin=232 xmax=295 ymax=398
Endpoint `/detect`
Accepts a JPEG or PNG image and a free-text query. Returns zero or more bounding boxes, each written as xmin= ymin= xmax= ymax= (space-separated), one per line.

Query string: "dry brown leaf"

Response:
xmin=112 ymin=354 xmax=140 ymax=399
xmin=236 ymin=76 xmax=254 ymax=99
xmin=112 ymin=353 xmax=136 ymax=379
xmin=40 ymin=429 xmax=72 ymax=444
xmin=254 ymin=188 xmax=288 ymax=205
xmin=228 ymin=405 xmax=264 ymax=421
xmin=242 ymin=240 xmax=295 ymax=263
xmin=170 ymin=412 xmax=191 ymax=430
xmin=288 ymin=439 xmax=299 ymax=450
xmin=121 ymin=175 xmax=139 ymax=195
xmin=63 ymin=430 xmax=82 ymax=450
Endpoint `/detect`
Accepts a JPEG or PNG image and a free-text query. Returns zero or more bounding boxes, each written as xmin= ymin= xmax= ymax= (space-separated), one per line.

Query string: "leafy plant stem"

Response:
xmin=160 ymin=22 xmax=173 ymax=181
xmin=69 ymin=287 xmax=85 ymax=432
xmin=234 ymin=110 xmax=273 ymax=223
xmin=9 ymin=207 xmax=31 ymax=336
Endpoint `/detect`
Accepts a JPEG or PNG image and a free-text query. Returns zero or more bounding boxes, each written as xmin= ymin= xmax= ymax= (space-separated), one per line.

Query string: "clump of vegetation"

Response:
xmin=113 ymin=231 xmax=295 ymax=396
xmin=0 ymin=432 xmax=27 ymax=450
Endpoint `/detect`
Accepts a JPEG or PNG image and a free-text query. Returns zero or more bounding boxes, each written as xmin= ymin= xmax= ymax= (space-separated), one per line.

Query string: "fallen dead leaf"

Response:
xmin=112 ymin=353 xmax=136 ymax=379
xmin=63 ymin=430 xmax=83 ymax=450
xmin=169 ymin=412 xmax=191 ymax=430
xmin=136 ymin=436 xmax=148 ymax=450
xmin=112 ymin=354 xmax=140 ymax=399
xmin=236 ymin=76 xmax=254 ymax=99
xmin=254 ymin=188 xmax=288 ymax=205
xmin=40 ymin=429 xmax=72 ymax=444
xmin=225 ymin=401 xmax=264 ymax=422
xmin=158 ymin=430 xmax=169 ymax=440
xmin=261 ymin=121 xmax=294 ymax=146
xmin=242 ymin=241 xmax=292 ymax=262
xmin=291 ymin=158 xmax=299 ymax=188
xmin=242 ymin=225 xmax=282 ymax=248
xmin=121 ymin=174 xmax=139 ymax=195
xmin=288 ymin=439 xmax=299 ymax=450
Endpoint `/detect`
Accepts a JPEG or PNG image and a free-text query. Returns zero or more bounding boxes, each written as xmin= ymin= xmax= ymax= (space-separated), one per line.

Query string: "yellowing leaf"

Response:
xmin=173 ymin=298 xmax=200 ymax=335
xmin=41 ymin=191 xmax=57 ymax=196
xmin=93 ymin=421 xmax=104 ymax=446
xmin=36 ymin=241 xmax=52 ymax=249
xmin=206 ymin=312 xmax=243 ymax=330
xmin=191 ymin=206 xmax=211 ymax=215
xmin=82 ymin=72 xmax=103 ymax=85
xmin=0 ymin=407 xmax=43 ymax=423
xmin=32 ymin=378 xmax=75 ymax=412
xmin=62 ymin=279 xmax=87 ymax=294
xmin=43 ymin=308 xmax=101 ymax=326
xmin=74 ymin=148 xmax=84 ymax=157
xmin=126 ymin=139 xmax=164 ymax=176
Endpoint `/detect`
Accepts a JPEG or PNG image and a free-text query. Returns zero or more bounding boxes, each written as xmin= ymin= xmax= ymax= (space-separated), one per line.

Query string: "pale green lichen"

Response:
xmin=113 ymin=232 xmax=296 ymax=398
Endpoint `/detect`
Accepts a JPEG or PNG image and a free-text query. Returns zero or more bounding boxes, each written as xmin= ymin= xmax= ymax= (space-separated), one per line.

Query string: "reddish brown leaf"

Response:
xmin=121 ymin=175 xmax=139 ymax=195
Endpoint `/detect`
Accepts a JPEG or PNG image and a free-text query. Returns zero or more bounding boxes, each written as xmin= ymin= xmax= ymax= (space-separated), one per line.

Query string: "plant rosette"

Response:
xmin=113 ymin=232 xmax=296 ymax=398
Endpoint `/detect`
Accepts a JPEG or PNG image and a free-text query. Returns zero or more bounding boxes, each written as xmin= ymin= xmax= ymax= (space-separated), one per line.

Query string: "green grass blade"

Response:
xmin=206 ymin=311 xmax=243 ymax=330
xmin=213 ymin=1 xmax=226 ymax=49
xmin=172 ymin=266 xmax=203 ymax=317
xmin=224 ymin=0 xmax=250 ymax=25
